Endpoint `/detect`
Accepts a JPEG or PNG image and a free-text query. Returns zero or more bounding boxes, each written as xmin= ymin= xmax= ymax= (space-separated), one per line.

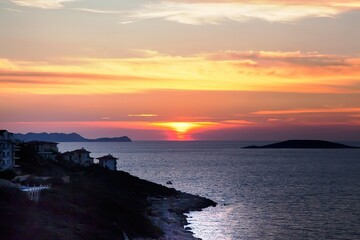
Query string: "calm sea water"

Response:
xmin=59 ymin=141 xmax=360 ymax=240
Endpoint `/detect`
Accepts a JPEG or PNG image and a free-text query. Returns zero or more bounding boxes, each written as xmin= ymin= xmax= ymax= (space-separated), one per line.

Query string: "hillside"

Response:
xmin=0 ymin=152 xmax=215 ymax=239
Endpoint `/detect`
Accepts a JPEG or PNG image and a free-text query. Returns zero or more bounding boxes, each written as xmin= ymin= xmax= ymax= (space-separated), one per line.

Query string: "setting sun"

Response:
xmin=152 ymin=122 xmax=216 ymax=140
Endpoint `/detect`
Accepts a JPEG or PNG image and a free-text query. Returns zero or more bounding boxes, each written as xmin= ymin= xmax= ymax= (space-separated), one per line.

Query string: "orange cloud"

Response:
xmin=1 ymin=50 xmax=359 ymax=95
xmin=128 ymin=114 xmax=159 ymax=117
xmin=253 ymin=108 xmax=360 ymax=115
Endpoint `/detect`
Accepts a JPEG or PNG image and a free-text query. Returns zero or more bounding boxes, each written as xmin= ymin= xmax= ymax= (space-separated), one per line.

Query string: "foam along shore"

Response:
xmin=0 ymin=157 xmax=216 ymax=240
xmin=147 ymin=193 xmax=216 ymax=239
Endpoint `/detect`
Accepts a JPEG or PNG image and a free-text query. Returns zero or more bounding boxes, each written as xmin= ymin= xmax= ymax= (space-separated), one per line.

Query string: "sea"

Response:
xmin=58 ymin=141 xmax=360 ymax=240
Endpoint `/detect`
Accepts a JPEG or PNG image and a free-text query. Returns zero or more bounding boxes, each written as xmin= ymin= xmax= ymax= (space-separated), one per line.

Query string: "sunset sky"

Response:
xmin=1 ymin=0 xmax=360 ymax=140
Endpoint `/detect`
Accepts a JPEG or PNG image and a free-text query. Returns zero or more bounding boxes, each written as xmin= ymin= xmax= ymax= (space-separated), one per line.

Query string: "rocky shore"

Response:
xmin=0 ymin=157 xmax=216 ymax=240
xmin=146 ymin=193 xmax=214 ymax=240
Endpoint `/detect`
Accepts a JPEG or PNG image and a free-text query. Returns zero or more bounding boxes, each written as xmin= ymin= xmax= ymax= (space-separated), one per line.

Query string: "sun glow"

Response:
xmin=153 ymin=122 xmax=215 ymax=140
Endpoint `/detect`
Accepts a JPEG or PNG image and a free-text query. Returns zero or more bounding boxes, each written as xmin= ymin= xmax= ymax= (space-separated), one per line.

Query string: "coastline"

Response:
xmin=146 ymin=193 xmax=216 ymax=240
xmin=0 ymin=158 xmax=216 ymax=240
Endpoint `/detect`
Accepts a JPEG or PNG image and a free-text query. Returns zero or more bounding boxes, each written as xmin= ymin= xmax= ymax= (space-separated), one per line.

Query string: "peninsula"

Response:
xmin=243 ymin=140 xmax=359 ymax=149
xmin=14 ymin=132 xmax=132 ymax=142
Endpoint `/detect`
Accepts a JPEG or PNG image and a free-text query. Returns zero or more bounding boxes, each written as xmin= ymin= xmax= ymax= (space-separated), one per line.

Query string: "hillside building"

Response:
xmin=62 ymin=148 xmax=94 ymax=166
xmin=25 ymin=141 xmax=59 ymax=161
xmin=97 ymin=154 xmax=118 ymax=171
xmin=0 ymin=130 xmax=17 ymax=171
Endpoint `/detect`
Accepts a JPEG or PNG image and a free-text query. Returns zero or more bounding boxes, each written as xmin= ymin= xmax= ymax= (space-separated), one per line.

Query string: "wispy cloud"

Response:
xmin=167 ymin=0 xmax=360 ymax=8
xmin=70 ymin=1 xmax=360 ymax=25
xmin=221 ymin=120 xmax=253 ymax=125
xmin=205 ymin=51 xmax=351 ymax=66
xmin=128 ymin=114 xmax=159 ymax=117
xmin=117 ymin=1 xmax=347 ymax=25
xmin=253 ymin=108 xmax=360 ymax=115
xmin=3 ymin=7 xmax=22 ymax=12
xmin=10 ymin=0 xmax=75 ymax=9
xmin=73 ymin=8 xmax=124 ymax=14
xmin=0 ymin=70 xmax=149 ymax=80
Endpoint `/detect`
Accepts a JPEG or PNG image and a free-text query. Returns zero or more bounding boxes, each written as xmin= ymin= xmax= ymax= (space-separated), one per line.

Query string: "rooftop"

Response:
xmin=26 ymin=141 xmax=59 ymax=145
xmin=62 ymin=148 xmax=91 ymax=155
xmin=0 ymin=130 xmax=12 ymax=135
xmin=97 ymin=154 xmax=118 ymax=161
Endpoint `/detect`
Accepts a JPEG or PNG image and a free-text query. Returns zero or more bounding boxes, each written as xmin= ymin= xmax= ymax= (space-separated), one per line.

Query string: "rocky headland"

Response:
xmin=0 ymin=153 xmax=215 ymax=240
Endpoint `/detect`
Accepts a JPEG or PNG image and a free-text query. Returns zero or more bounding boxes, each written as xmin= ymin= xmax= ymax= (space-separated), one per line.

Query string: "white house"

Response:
xmin=0 ymin=130 xmax=16 ymax=171
xmin=97 ymin=154 xmax=118 ymax=171
xmin=62 ymin=148 xmax=94 ymax=166
xmin=25 ymin=141 xmax=59 ymax=161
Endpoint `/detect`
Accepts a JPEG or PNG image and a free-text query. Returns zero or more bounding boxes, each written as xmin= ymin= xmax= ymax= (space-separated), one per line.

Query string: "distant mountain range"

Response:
xmin=14 ymin=132 xmax=132 ymax=143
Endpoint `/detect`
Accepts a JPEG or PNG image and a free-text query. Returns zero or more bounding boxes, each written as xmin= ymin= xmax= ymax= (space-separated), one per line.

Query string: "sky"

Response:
xmin=1 ymin=0 xmax=360 ymax=140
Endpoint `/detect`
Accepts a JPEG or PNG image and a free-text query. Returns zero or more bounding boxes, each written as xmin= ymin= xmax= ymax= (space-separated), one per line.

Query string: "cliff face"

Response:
xmin=0 ymin=159 xmax=215 ymax=240
xmin=244 ymin=140 xmax=359 ymax=149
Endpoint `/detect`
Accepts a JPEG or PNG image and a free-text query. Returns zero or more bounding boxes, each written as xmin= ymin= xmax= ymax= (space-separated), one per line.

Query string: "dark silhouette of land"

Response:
xmin=0 ymin=145 xmax=215 ymax=239
xmin=14 ymin=132 xmax=132 ymax=142
xmin=243 ymin=140 xmax=359 ymax=149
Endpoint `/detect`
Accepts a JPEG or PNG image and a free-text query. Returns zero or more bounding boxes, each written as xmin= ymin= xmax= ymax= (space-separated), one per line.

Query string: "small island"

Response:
xmin=243 ymin=140 xmax=359 ymax=149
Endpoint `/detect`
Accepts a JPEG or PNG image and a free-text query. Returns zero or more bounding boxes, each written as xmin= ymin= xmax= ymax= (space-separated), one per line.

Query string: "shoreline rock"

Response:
xmin=146 ymin=193 xmax=216 ymax=240
xmin=0 ymin=159 xmax=216 ymax=240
